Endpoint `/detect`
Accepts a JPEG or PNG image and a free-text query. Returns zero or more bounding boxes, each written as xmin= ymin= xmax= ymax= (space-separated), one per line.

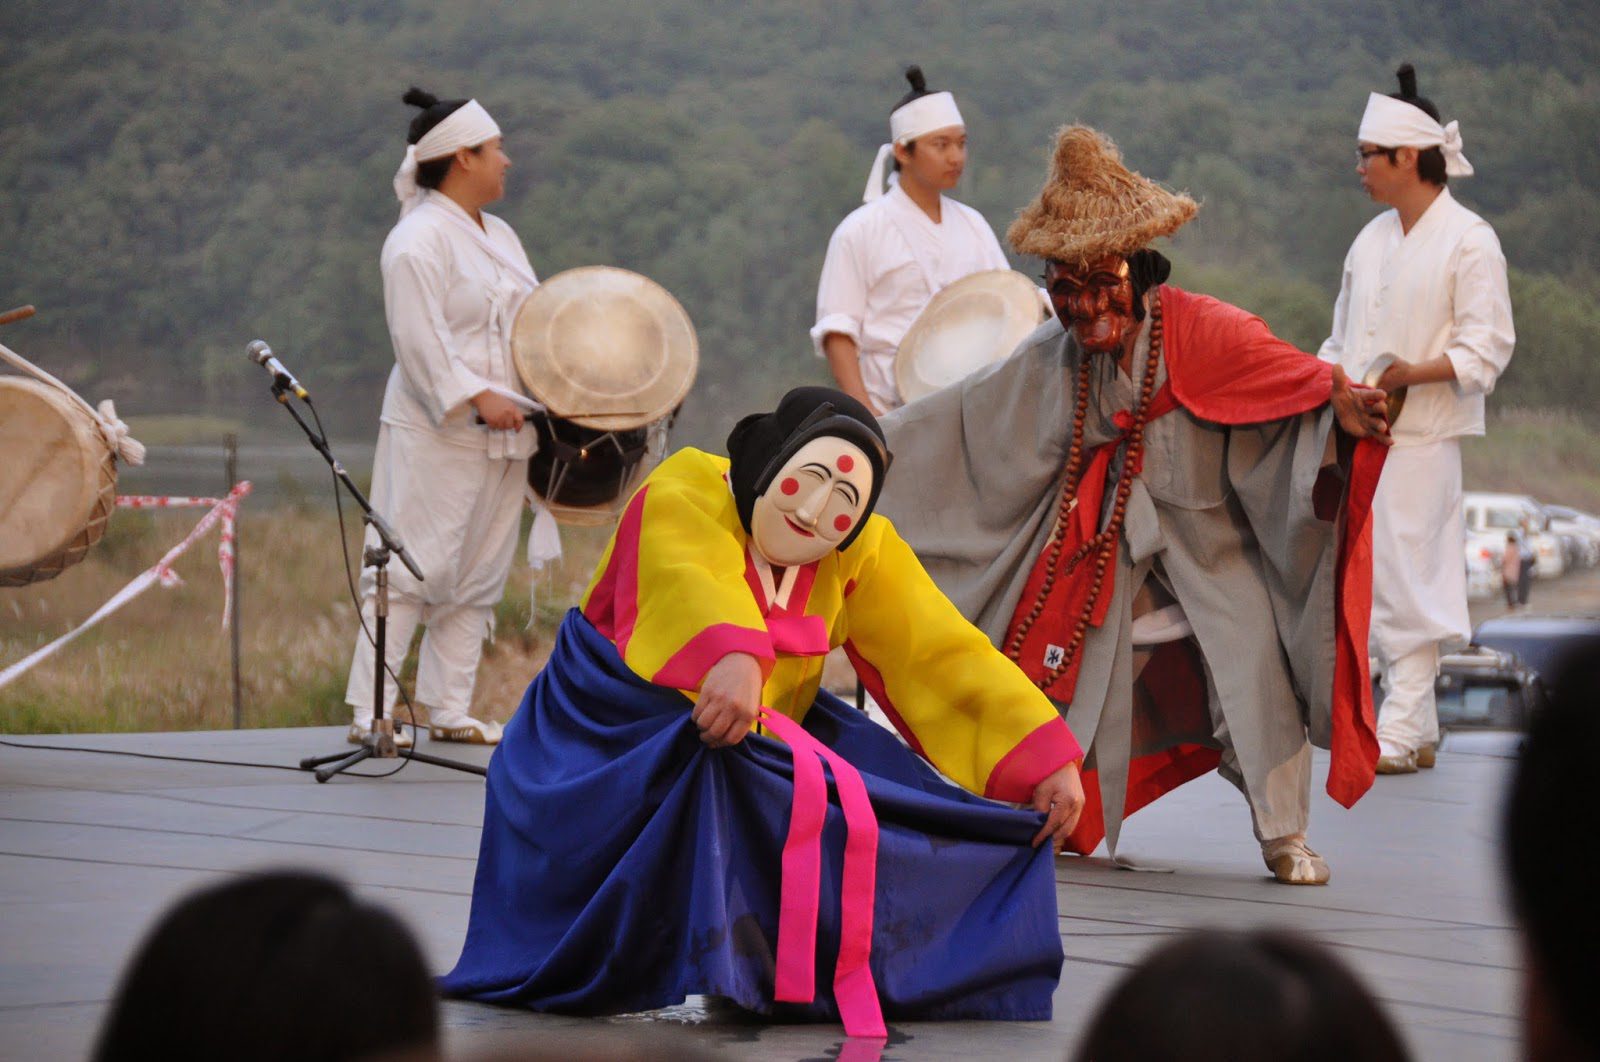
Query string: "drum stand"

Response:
xmin=261 ymin=378 xmax=486 ymax=783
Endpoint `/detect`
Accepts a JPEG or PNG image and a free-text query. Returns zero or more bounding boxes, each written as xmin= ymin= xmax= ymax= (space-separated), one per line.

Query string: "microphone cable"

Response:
xmin=315 ymin=396 xmax=421 ymax=779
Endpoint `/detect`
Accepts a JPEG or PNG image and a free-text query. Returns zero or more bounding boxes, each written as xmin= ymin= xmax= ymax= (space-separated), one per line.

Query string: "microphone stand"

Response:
xmin=262 ymin=378 xmax=486 ymax=782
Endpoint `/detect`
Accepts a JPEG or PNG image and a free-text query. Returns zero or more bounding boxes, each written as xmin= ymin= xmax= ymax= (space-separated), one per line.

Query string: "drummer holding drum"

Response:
xmin=342 ymin=87 xmax=539 ymax=747
xmin=810 ymin=66 xmax=1016 ymax=415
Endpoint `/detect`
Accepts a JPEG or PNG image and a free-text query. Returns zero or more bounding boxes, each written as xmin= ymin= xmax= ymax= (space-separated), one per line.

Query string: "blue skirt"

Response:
xmin=439 ymin=610 xmax=1063 ymax=1022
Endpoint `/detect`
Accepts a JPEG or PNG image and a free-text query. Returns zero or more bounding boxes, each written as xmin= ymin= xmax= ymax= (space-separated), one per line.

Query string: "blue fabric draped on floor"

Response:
xmin=439 ymin=609 xmax=1063 ymax=1022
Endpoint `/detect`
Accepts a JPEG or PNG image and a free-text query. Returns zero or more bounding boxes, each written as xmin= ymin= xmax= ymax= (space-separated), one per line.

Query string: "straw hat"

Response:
xmin=1007 ymin=125 xmax=1198 ymax=266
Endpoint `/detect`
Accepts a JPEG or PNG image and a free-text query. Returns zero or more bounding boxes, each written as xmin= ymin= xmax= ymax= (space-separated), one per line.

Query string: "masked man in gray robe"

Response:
xmin=878 ymin=126 xmax=1392 ymax=884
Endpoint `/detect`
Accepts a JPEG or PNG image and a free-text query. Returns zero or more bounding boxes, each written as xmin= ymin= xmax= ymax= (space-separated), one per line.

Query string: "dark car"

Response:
xmin=1434 ymin=614 xmax=1600 ymax=731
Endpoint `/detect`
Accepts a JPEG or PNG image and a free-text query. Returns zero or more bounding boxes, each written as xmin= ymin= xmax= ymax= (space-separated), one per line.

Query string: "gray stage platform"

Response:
xmin=1 ymin=726 xmax=1522 ymax=1060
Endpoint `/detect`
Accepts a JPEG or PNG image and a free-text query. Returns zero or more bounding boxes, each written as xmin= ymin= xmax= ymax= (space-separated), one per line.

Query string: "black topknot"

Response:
xmin=402 ymin=86 xmax=439 ymax=110
xmin=1388 ymin=62 xmax=1440 ymax=123
xmin=1395 ymin=63 xmax=1418 ymax=99
xmin=893 ymin=65 xmax=934 ymax=113
xmin=401 ymin=86 xmax=469 ymax=146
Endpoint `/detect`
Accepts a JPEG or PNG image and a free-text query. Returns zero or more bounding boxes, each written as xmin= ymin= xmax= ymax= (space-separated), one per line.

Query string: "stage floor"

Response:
xmin=1 ymin=725 xmax=1521 ymax=1061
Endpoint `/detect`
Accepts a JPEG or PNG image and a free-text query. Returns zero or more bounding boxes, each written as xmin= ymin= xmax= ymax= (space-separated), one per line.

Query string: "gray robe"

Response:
xmin=879 ymin=312 xmax=1344 ymax=853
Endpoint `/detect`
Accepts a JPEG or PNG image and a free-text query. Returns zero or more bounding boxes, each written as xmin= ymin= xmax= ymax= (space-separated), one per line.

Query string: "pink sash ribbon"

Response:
xmin=757 ymin=707 xmax=887 ymax=1040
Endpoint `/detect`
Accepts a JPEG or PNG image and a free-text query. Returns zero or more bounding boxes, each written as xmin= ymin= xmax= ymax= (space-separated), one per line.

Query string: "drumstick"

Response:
xmin=0 ymin=305 xmax=37 ymax=326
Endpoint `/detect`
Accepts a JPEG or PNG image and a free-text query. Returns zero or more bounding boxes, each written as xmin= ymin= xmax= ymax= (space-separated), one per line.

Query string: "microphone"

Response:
xmin=247 ymin=340 xmax=309 ymax=399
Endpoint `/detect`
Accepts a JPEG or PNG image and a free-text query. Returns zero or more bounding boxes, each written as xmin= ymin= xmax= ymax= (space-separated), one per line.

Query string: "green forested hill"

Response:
xmin=3 ymin=0 xmax=1598 ymax=445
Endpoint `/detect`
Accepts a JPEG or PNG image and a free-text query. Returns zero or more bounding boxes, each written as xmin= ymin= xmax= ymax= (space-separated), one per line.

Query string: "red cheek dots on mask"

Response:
xmin=834 ymin=514 xmax=853 ymax=533
xmin=780 ymin=477 xmax=799 ymax=495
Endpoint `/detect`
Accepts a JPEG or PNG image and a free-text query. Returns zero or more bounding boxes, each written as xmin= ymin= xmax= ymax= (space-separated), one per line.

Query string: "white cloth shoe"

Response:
xmin=1262 ymin=834 xmax=1330 ymax=885
xmin=427 ymin=712 xmax=503 ymax=745
xmin=1376 ymin=739 xmax=1419 ymax=775
xmin=1376 ymin=750 xmax=1418 ymax=774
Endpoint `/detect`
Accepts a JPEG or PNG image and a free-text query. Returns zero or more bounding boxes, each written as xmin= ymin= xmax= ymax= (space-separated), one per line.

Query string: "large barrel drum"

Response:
xmin=0 ymin=376 xmax=118 ymax=586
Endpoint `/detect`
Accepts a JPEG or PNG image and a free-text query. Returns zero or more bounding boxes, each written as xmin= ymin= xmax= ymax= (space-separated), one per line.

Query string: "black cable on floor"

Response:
xmin=0 ymin=733 xmax=424 ymax=778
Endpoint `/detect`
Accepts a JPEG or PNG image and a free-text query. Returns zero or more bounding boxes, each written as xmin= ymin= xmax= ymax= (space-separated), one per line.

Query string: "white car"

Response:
xmin=1464 ymin=492 xmax=1565 ymax=579
xmin=1544 ymin=505 xmax=1600 ymax=568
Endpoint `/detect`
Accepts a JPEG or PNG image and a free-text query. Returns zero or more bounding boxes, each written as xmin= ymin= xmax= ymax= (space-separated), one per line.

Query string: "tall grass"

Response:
xmin=5 ymin=409 xmax=1595 ymax=735
xmin=1464 ymin=408 xmax=1600 ymax=512
xmin=0 ymin=498 xmax=610 ymax=735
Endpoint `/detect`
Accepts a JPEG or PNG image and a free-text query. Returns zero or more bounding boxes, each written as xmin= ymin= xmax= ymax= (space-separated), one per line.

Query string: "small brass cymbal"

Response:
xmin=1363 ymin=354 xmax=1408 ymax=428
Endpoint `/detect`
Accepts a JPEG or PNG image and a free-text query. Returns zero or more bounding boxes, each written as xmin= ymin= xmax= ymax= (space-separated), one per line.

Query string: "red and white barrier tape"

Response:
xmin=0 ymin=482 xmax=252 ymax=693
xmin=116 ymin=489 xmax=248 ymax=618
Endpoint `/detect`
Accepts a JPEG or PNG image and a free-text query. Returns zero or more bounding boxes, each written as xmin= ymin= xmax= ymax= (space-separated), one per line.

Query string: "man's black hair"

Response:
xmin=403 ymin=86 xmax=481 ymax=190
xmin=1386 ymin=64 xmax=1448 ymax=186
xmin=890 ymin=66 xmax=930 ymax=174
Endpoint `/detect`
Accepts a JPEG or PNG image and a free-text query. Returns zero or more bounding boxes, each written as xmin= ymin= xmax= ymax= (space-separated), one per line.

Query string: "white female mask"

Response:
xmin=749 ymin=436 xmax=875 ymax=568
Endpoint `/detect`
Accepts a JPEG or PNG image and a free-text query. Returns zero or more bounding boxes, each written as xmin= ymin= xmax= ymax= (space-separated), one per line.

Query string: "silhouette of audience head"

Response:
xmin=1506 ymin=658 xmax=1600 ymax=1060
xmin=1073 ymin=927 xmax=1409 ymax=1061
xmin=93 ymin=869 xmax=438 ymax=1062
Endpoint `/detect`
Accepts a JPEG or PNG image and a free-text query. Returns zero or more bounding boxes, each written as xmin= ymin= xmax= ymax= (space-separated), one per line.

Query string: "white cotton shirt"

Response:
xmin=379 ymin=190 xmax=539 ymax=460
xmin=1317 ymin=187 xmax=1515 ymax=446
xmin=811 ymin=185 xmax=1010 ymax=411
xmin=1319 ymin=187 xmax=1511 ymax=662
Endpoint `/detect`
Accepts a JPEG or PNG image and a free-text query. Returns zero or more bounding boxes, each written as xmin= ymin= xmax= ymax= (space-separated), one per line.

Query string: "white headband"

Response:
xmin=862 ymin=91 xmax=965 ymax=202
xmin=1357 ymin=93 xmax=1473 ymax=178
xmin=392 ymin=99 xmax=503 ymax=216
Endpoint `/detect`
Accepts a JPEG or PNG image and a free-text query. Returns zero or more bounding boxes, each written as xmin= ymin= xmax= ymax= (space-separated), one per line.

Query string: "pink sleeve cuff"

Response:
xmin=983 ymin=718 xmax=1084 ymax=804
xmin=652 ymin=623 xmax=775 ymax=691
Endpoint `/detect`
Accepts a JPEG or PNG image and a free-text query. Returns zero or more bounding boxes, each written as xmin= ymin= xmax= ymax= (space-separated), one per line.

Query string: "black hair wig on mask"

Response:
xmin=726 ymin=387 xmax=892 ymax=552
xmin=1127 ymin=248 xmax=1172 ymax=322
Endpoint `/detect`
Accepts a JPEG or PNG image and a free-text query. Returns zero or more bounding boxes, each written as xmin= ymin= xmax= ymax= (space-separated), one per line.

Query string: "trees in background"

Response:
xmin=2 ymin=0 xmax=1596 ymax=443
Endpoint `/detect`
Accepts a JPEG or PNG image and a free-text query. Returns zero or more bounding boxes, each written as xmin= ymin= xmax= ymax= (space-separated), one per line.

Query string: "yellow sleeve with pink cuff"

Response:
xmin=581 ymin=450 xmax=778 ymax=692
xmin=836 ymin=516 xmax=1083 ymax=801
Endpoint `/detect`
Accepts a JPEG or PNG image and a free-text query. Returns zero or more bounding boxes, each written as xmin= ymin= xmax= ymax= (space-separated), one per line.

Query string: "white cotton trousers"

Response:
xmin=347 ymin=596 xmax=495 ymax=724
xmin=1369 ymin=438 xmax=1471 ymax=661
xmin=345 ymin=423 xmax=528 ymax=724
xmin=1376 ymin=642 xmax=1441 ymax=756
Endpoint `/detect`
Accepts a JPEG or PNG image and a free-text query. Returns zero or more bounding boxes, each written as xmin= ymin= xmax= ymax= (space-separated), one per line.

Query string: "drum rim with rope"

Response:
xmin=893 ymin=268 xmax=1048 ymax=405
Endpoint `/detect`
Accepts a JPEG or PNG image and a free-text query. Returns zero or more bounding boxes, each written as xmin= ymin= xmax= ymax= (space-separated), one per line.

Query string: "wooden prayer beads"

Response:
xmin=1006 ymin=290 xmax=1165 ymax=692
